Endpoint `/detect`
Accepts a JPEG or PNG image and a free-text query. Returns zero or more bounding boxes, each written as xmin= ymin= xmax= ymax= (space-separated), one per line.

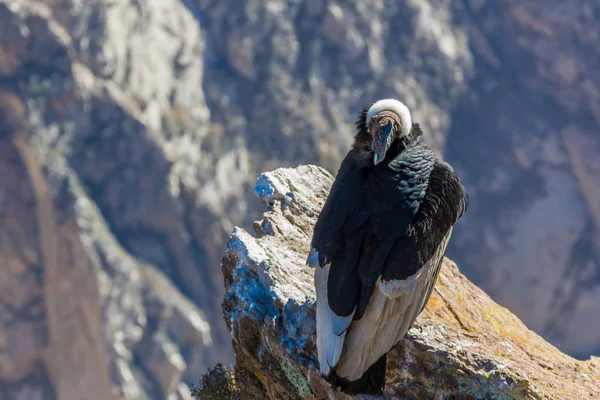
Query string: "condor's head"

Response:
xmin=353 ymin=99 xmax=422 ymax=166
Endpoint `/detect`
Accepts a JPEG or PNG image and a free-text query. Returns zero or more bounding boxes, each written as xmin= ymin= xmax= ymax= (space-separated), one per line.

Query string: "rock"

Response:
xmin=219 ymin=165 xmax=600 ymax=399
xmin=135 ymin=332 xmax=187 ymax=397
xmin=0 ymin=1 xmax=220 ymax=399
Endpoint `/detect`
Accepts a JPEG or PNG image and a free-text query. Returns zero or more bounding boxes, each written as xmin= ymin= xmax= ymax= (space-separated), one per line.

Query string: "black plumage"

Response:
xmin=309 ymin=99 xmax=468 ymax=395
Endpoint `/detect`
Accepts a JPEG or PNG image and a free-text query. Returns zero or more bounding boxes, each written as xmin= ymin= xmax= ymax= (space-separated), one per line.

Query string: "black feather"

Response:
xmin=312 ymin=140 xmax=440 ymax=320
xmin=330 ymin=353 xmax=387 ymax=395
xmin=381 ymin=158 xmax=467 ymax=282
xmin=311 ymin=107 xmax=468 ymax=393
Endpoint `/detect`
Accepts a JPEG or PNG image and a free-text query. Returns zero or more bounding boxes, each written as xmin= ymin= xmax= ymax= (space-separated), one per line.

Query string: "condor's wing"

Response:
xmin=308 ymin=153 xmax=373 ymax=377
xmin=336 ymin=158 xmax=468 ymax=381
xmin=308 ymin=154 xmax=368 ymax=271
xmin=309 ymin=149 xmax=433 ymax=376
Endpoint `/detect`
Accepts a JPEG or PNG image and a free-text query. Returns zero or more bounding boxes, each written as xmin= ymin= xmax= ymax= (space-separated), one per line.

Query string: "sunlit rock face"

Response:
xmin=217 ymin=164 xmax=600 ymax=400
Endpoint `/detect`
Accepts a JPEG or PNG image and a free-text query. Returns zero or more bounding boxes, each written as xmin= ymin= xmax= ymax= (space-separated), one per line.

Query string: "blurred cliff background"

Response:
xmin=0 ymin=0 xmax=599 ymax=399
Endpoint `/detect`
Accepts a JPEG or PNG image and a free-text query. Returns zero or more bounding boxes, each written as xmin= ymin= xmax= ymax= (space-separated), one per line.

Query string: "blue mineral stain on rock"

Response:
xmin=281 ymin=299 xmax=317 ymax=367
xmin=223 ymin=234 xmax=278 ymax=324
xmin=259 ymin=219 xmax=275 ymax=236
xmin=239 ymin=269 xmax=278 ymax=320
xmin=284 ymin=191 xmax=294 ymax=205
xmin=255 ymin=174 xmax=276 ymax=205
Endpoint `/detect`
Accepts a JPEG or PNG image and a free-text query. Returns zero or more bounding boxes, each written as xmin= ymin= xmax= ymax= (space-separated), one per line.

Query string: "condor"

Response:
xmin=308 ymin=99 xmax=468 ymax=395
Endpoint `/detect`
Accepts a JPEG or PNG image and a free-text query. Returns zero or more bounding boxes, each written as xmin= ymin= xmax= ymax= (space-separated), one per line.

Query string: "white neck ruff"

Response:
xmin=365 ymin=99 xmax=412 ymax=137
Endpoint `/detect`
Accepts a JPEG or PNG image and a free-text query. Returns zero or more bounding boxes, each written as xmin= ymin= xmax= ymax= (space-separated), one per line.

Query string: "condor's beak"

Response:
xmin=372 ymin=121 xmax=394 ymax=165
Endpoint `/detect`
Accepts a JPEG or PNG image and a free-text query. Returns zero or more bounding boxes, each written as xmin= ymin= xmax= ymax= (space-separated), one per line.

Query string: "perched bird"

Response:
xmin=307 ymin=99 xmax=468 ymax=395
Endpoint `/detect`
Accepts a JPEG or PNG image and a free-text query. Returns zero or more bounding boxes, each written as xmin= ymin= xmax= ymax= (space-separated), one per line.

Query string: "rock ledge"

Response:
xmin=218 ymin=165 xmax=600 ymax=399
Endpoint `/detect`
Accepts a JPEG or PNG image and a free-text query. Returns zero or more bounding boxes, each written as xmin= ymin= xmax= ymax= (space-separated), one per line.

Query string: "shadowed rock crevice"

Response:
xmin=215 ymin=165 xmax=600 ymax=400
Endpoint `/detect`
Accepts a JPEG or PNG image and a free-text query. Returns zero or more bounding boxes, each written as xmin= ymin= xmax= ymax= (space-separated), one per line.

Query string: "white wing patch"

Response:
xmin=315 ymin=263 xmax=354 ymax=376
xmin=379 ymin=263 xmax=427 ymax=299
xmin=331 ymin=307 xmax=355 ymax=336
xmin=332 ymin=228 xmax=453 ymax=381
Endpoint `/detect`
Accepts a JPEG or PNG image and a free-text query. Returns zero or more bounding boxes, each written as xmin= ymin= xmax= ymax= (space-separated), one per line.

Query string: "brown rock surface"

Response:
xmin=219 ymin=165 xmax=600 ymax=399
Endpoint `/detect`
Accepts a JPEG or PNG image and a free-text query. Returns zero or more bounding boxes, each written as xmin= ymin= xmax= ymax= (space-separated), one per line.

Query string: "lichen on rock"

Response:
xmin=212 ymin=165 xmax=600 ymax=399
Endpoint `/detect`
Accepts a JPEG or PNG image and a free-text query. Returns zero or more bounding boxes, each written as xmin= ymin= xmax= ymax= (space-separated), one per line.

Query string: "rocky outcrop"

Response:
xmin=218 ymin=165 xmax=600 ymax=400
xmin=0 ymin=1 xmax=216 ymax=399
